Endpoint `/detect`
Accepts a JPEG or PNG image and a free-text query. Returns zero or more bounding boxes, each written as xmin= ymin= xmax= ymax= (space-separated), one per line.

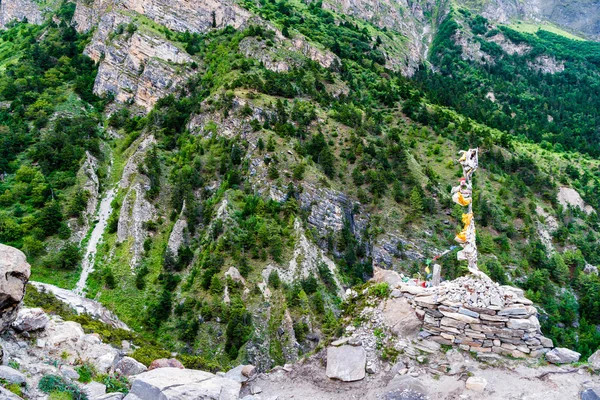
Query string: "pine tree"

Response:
xmin=410 ymin=186 xmax=424 ymax=214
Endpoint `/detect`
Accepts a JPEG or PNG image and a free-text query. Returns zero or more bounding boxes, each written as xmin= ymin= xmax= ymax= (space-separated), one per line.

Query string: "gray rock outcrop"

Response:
xmin=123 ymin=367 xmax=241 ymax=400
xmin=30 ymin=282 xmax=128 ymax=330
xmin=0 ymin=0 xmax=43 ymax=28
xmin=546 ymin=347 xmax=581 ymax=364
xmin=326 ymin=345 xmax=366 ymax=382
xmin=12 ymin=307 xmax=49 ymax=332
xmin=0 ymin=244 xmax=31 ymax=332
xmin=115 ymin=356 xmax=148 ymax=376
xmin=0 ymin=365 xmax=26 ymax=384
xmin=588 ymin=349 xmax=600 ymax=370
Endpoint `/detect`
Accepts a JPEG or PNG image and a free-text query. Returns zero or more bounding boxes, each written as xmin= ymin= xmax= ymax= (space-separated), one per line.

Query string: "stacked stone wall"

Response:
xmin=388 ymin=275 xmax=554 ymax=358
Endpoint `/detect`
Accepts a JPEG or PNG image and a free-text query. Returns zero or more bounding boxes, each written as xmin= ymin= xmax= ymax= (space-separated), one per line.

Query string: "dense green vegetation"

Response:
xmin=420 ymin=9 xmax=600 ymax=161
xmin=0 ymin=3 xmax=102 ymax=285
xmin=2 ymin=0 xmax=600 ymax=370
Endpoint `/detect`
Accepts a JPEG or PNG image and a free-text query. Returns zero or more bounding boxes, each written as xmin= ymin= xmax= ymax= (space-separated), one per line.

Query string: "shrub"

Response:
xmin=268 ymin=270 xmax=281 ymax=289
xmin=38 ymin=375 xmax=88 ymax=400
xmin=368 ymin=282 xmax=390 ymax=298
xmin=75 ymin=363 xmax=95 ymax=383
xmin=130 ymin=346 xmax=170 ymax=367
xmin=101 ymin=375 xmax=129 ymax=394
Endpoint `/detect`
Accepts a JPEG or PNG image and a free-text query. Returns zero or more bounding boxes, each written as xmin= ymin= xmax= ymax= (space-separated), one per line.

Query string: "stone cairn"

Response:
xmin=393 ymin=273 xmax=555 ymax=358
xmin=391 ymin=148 xmax=554 ymax=358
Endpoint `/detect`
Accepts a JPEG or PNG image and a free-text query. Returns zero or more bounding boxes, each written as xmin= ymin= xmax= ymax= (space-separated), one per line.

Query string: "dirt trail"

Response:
xmin=248 ymin=352 xmax=600 ymax=400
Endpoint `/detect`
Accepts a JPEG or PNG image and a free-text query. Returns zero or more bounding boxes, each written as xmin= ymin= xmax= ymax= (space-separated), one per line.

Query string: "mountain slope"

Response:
xmin=0 ymin=0 xmax=599 ymax=375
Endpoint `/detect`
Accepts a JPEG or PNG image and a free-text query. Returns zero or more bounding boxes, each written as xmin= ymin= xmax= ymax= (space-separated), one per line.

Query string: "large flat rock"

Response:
xmin=123 ymin=367 xmax=241 ymax=400
xmin=326 ymin=345 xmax=366 ymax=382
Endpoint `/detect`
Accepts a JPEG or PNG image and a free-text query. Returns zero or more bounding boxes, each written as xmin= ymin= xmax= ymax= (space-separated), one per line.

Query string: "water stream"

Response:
xmin=74 ymin=187 xmax=116 ymax=296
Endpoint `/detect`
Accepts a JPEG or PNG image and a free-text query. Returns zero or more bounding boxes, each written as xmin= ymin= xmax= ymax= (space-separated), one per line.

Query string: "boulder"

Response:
xmin=61 ymin=366 xmax=80 ymax=381
xmin=123 ymin=367 xmax=240 ymax=400
xmin=96 ymin=394 xmax=126 ymax=400
xmin=326 ymin=345 xmax=366 ymax=382
xmin=0 ymin=244 xmax=31 ymax=332
xmin=94 ymin=352 xmax=117 ymax=374
xmin=224 ymin=267 xmax=245 ymax=284
xmin=0 ymin=366 xmax=26 ymax=384
xmin=381 ymin=298 xmax=422 ymax=338
xmin=0 ymin=386 xmax=23 ymax=400
xmin=12 ymin=308 xmax=49 ymax=332
xmin=546 ymin=347 xmax=581 ymax=364
xmin=582 ymin=388 xmax=600 ymax=400
xmin=148 ymin=358 xmax=184 ymax=370
xmin=84 ymin=381 xmax=107 ymax=398
xmin=383 ymin=375 xmax=428 ymax=400
xmin=115 ymin=356 xmax=148 ymax=376
xmin=465 ymin=376 xmax=487 ymax=391
xmin=588 ymin=349 xmax=600 ymax=370
xmin=372 ymin=267 xmax=403 ymax=289
xmin=225 ymin=364 xmax=255 ymax=383
xmin=241 ymin=365 xmax=256 ymax=378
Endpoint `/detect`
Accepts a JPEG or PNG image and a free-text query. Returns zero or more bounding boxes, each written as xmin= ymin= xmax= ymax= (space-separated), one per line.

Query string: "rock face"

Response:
xmin=0 ymin=244 xmax=31 ymax=333
xmin=12 ymin=307 xmax=49 ymax=332
xmin=326 ymin=345 xmax=366 ymax=382
xmin=0 ymin=0 xmax=43 ymax=27
xmin=121 ymin=0 xmax=252 ymax=34
xmin=264 ymin=219 xmax=345 ymax=298
xmin=117 ymin=135 xmax=158 ymax=268
xmin=85 ymin=13 xmax=194 ymax=111
xmin=457 ymin=0 xmax=600 ymax=39
xmin=70 ymin=152 xmax=101 ymax=243
xmin=557 ymin=186 xmax=595 ymax=214
xmin=123 ymin=367 xmax=241 ymax=400
xmin=30 ymin=282 xmax=129 ymax=330
xmin=546 ymin=347 xmax=581 ymax=364
xmin=323 ymin=0 xmax=446 ymax=76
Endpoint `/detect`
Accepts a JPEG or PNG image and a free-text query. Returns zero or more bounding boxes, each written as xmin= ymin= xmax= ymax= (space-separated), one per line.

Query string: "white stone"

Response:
xmin=12 ymin=308 xmax=49 ymax=332
xmin=0 ymin=366 xmax=25 ymax=384
xmin=115 ymin=356 xmax=148 ymax=376
xmin=326 ymin=345 xmax=366 ymax=382
xmin=85 ymin=381 xmax=107 ymax=398
xmin=465 ymin=376 xmax=487 ymax=391
xmin=546 ymin=347 xmax=580 ymax=364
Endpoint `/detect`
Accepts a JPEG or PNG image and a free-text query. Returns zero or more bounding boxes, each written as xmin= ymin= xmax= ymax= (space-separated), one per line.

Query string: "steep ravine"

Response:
xmin=74 ymin=187 xmax=116 ymax=296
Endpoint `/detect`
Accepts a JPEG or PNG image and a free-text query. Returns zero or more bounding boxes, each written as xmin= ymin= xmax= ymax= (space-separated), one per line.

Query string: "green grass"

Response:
xmin=30 ymin=264 xmax=81 ymax=289
xmin=506 ymin=21 xmax=585 ymax=41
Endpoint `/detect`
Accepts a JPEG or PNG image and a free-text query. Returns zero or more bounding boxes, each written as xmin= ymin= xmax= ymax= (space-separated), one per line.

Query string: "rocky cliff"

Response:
xmin=458 ymin=0 xmax=600 ymax=39
xmin=0 ymin=0 xmax=43 ymax=28
xmin=84 ymin=12 xmax=194 ymax=110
